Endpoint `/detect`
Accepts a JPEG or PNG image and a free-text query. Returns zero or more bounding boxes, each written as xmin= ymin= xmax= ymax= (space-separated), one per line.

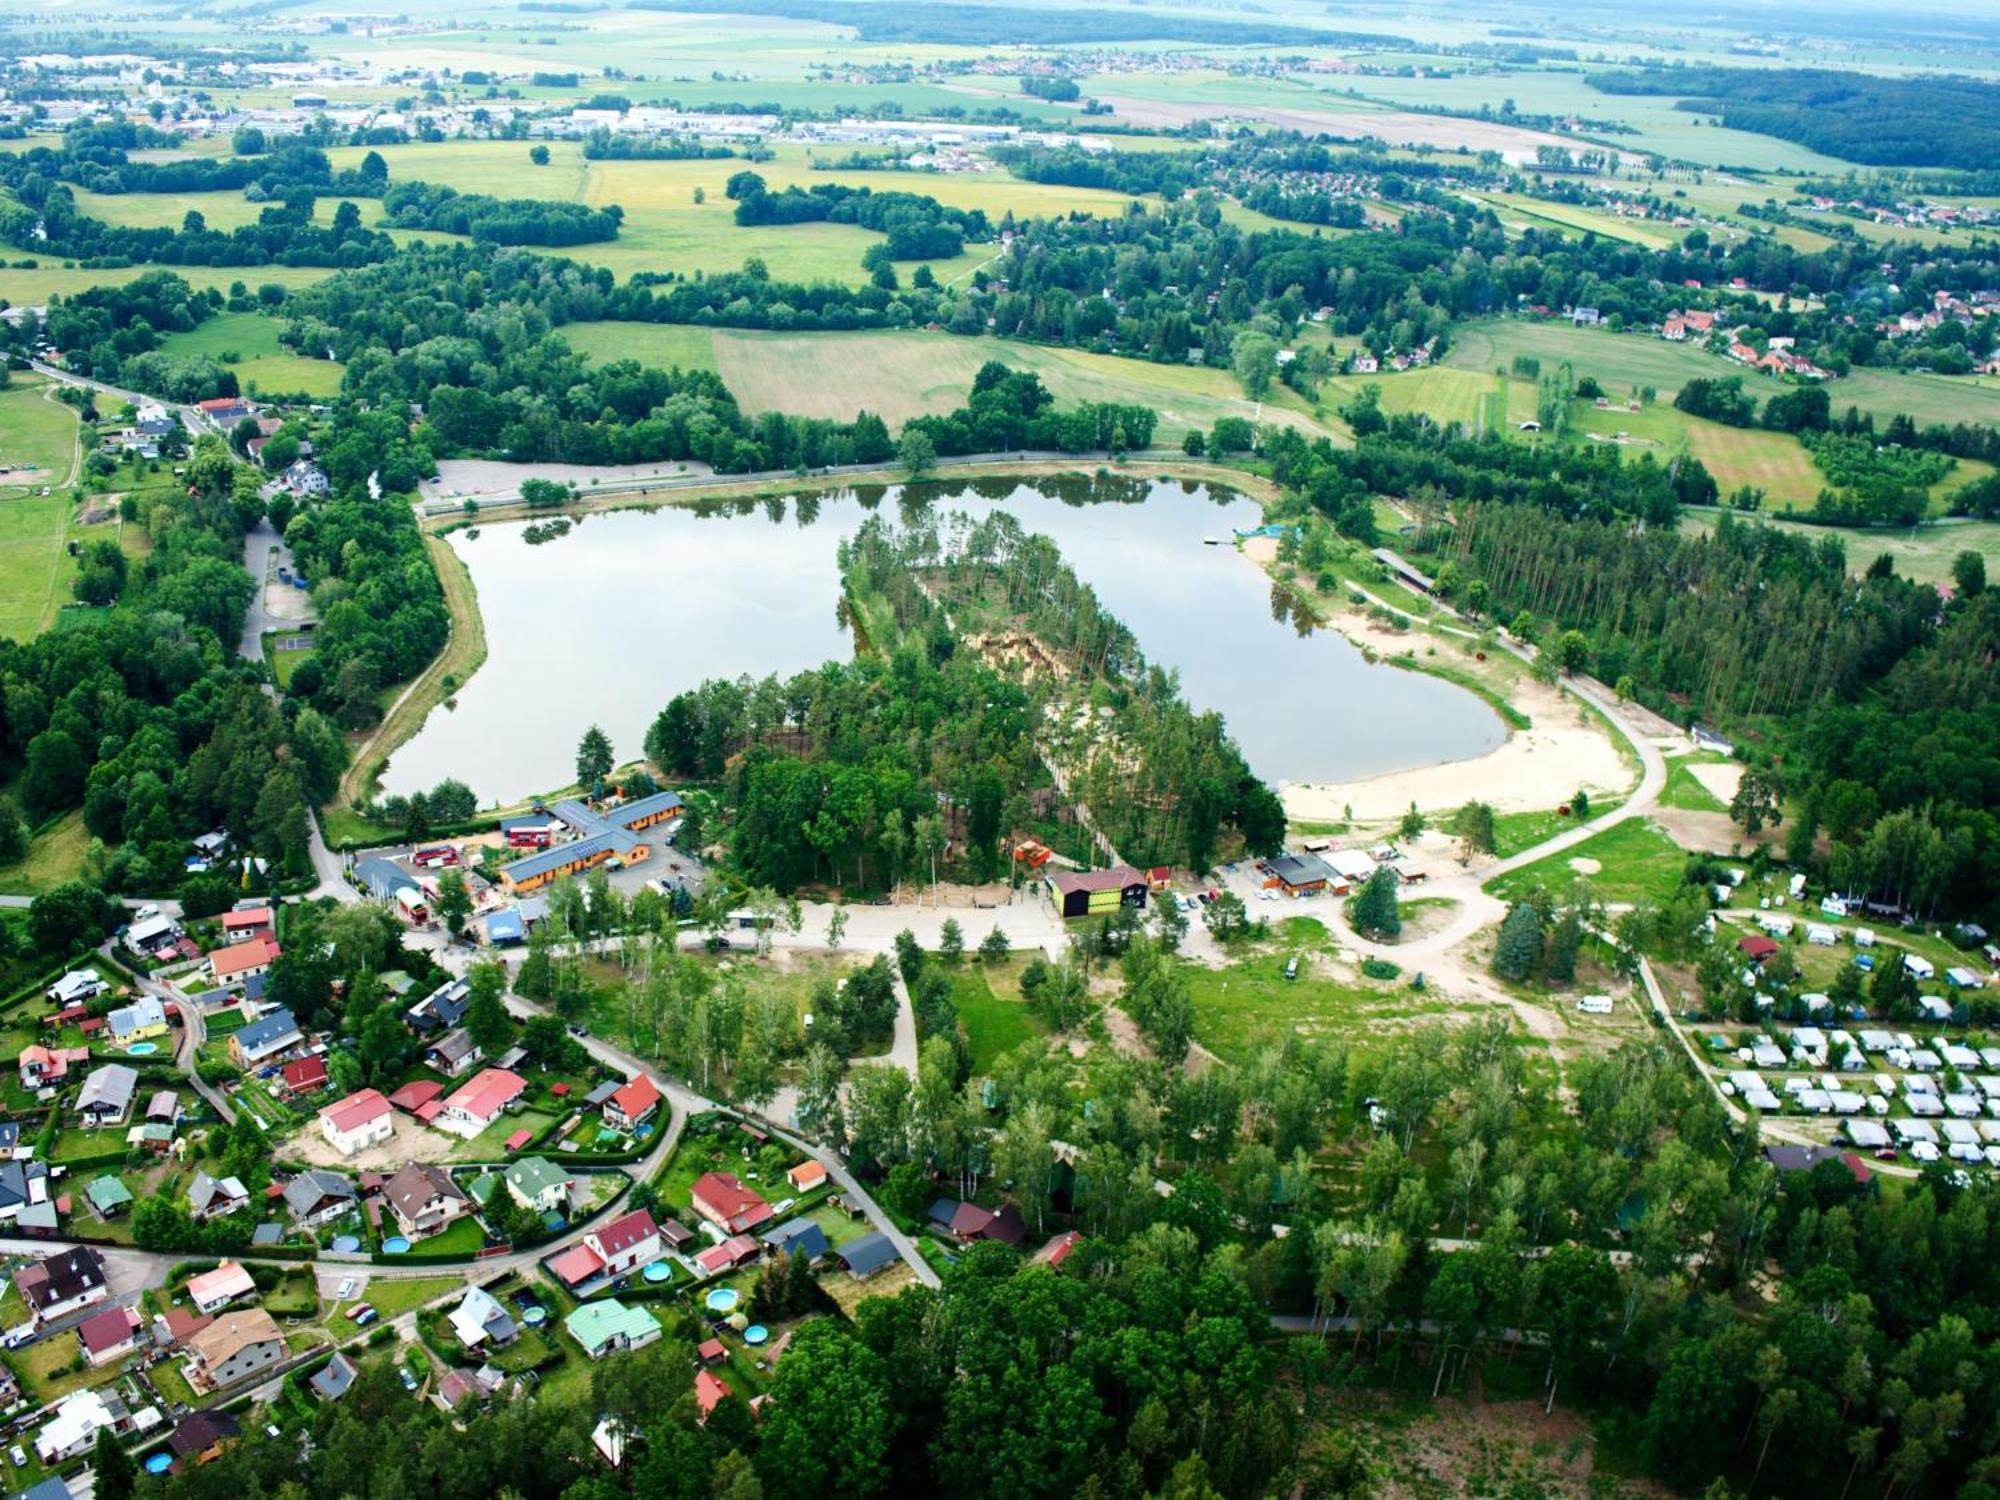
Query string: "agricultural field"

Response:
xmin=315 ymin=138 xmax=1155 ymax=288
xmin=1445 ymin=317 xmax=2000 ymax=430
xmin=0 ymin=260 xmax=332 ymax=307
xmin=158 ymin=310 xmax=345 ymax=398
xmin=1466 ymin=192 xmax=1688 ymax=249
xmin=695 ymin=326 xmax=1332 ymax=441
xmin=559 ymin=320 xmax=718 ymax=374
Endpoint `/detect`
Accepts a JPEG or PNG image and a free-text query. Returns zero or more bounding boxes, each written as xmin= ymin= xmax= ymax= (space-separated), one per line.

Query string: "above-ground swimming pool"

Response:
xmin=705 ymin=1287 xmax=740 ymax=1314
xmin=127 ymin=1042 xmax=158 ymax=1055
xmin=382 ymin=1236 xmax=411 ymax=1254
xmin=643 ymin=1262 xmax=672 ymax=1283
xmin=744 ymin=1325 xmax=768 ymax=1345
xmin=331 ymin=1235 xmax=361 ymax=1253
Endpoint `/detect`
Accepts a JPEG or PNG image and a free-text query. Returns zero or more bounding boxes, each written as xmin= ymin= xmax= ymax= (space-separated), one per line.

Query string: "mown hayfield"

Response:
xmin=702 ymin=326 xmax=1333 ymax=441
xmin=0 ymin=379 xmax=79 ymax=502
xmin=1680 ymin=421 xmax=1825 ymax=507
xmin=1471 ymin=193 xmax=1685 ymax=249
xmin=560 ymin=320 xmax=717 ymax=374
xmin=1320 ymin=366 xmax=1498 ymax=432
xmin=159 ymin=310 xmax=345 ymax=397
xmin=0 ymin=493 xmax=75 ymax=642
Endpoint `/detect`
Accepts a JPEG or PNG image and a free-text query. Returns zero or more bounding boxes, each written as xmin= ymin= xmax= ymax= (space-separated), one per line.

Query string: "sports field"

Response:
xmin=1445 ymin=318 xmax=2000 ymax=430
xmin=158 ymin=310 xmax=345 ymax=398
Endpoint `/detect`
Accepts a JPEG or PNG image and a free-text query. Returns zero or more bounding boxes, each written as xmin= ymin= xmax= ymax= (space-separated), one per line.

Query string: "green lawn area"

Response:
xmin=0 ymin=809 xmax=91 ymax=896
xmin=1188 ymin=944 xmax=1460 ymax=1066
xmin=0 ymin=378 xmax=79 ymax=500
xmin=561 ymin=320 xmax=718 ymax=373
xmin=336 ymin=1275 xmax=462 ymax=1323
xmin=9 ymin=1326 xmax=131 ymax=1403
xmin=1490 ymin=808 xmax=1578 ymax=860
xmin=1486 ymin=818 xmax=1691 ymax=907
xmin=414 ymin=1214 xmax=492 ymax=1258
xmin=1659 ymin=760 xmax=1731 ymax=813
xmin=260 ymin=1270 xmax=321 ymax=1318
xmin=149 ymin=1357 xmax=198 ymax=1408
xmin=0 ymin=489 xmax=74 ymax=643
xmin=945 ymin=956 xmax=1050 ymax=1074
xmin=450 ymin=1108 xmax=559 ymax=1162
xmin=157 ymin=310 xmax=345 ymax=399
xmin=653 ymin=1118 xmax=803 ymax=1219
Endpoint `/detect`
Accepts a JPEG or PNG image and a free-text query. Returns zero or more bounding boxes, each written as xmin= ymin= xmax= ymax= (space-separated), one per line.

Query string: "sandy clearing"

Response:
xmin=1282 ymin=678 xmax=1630 ymax=823
xmin=288 ymin=1110 xmax=460 ymax=1172
xmin=1568 ymin=857 xmax=1601 ymax=875
xmin=1688 ymin=761 xmax=1743 ymax=803
xmin=1098 ymin=95 xmax=1631 ymax=166
xmin=424 ymin=455 xmax=717 ymax=502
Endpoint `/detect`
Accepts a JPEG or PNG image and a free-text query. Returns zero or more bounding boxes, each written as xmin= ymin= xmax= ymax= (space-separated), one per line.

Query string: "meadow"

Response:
xmin=1445 ymin=317 xmax=2000 ymax=430
xmin=558 ymin=324 xmax=1336 ymax=441
xmin=158 ymin=310 xmax=346 ymax=398
xmin=1680 ymin=508 xmax=2000 ymax=589
xmin=1485 ymin=818 xmax=1693 ymax=907
xmin=0 ymin=260 xmax=332 ymax=307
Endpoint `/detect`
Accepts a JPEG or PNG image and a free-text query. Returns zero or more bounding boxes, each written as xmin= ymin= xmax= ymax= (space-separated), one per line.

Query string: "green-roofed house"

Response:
xmin=503 ymin=1157 xmax=575 ymax=1215
xmin=564 ymin=1299 xmax=662 ymax=1361
xmin=86 ymin=1175 xmax=134 ymax=1220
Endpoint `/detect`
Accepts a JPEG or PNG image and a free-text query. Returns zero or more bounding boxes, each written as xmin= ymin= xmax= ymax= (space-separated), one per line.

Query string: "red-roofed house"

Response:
xmin=186 ymin=1261 xmax=256 ymax=1315
xmin=1738 ymin=934 xmax=1781 ymax=963
xmin=697 ymin=1337 xmax=726 ymax=1366
xmin=19 ymin=1044 xmax=89 ymax=1091
xmin=318 ymin=1089 xmax=393 ymax=1156
xmin=694 ymin=1369 xmax=732 ymax=1423
xmin=76 ymin=1304 xmax=142 ymax=1367
xmin=209 ymin=938 xmax=280 ymax=985
xmin=220 ymin=908 xmax=273 ymax=944
xmin=693 ymin=1235 xmax=759 ymax=1275
xmin=548 ymin=1207 xmax=665 ymax=1287
xmin=603 ymin=1073 xmax=661 ymax=1132
xmin=1031 ymin=1231 xmax=1084 ymax=1270
xmin=690 ymin=1172 xmax=772 ymax=1235
xmin=387 ymin=1079 xmax=443 ymax=1114
xmin=278 ymin=1055 xmax=329 ymax=1097
xmin=435 ymin=1069 xmax=527 ymax=1139
xmin=787 ymin=1160 xmax=827 ymax=1193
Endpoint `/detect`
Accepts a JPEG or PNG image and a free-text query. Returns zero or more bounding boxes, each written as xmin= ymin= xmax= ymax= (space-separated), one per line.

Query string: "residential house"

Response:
xmin=1032 ymin=1231 xmax=1085 ymax=1270
xmin=166 ymin=1409 xmax=241 ymax=1469
xmin=45 ymin=969 xmax=106 ymax=1006
xmin=564 ymin=1299 xmax=662 ymax=1361
xmin=761 ymin=1218 xmax=828 ymax=1265
xmin=694 ymin=1369 xmax=732 ymax=1423
xmin=282 ymin=459 xmax=329 ymax=497
xmin=278 ymin=1055 xmax=329 ymax=1096
xmin=424 ymin=1029 xmax=483 ymax=1079
xmin=504 ymin=1156 xmax=574 ymax=1215
xmin=787 ymin=1160 xmax=828 ymax=1193
xmin=229 ymin=1007 xmax=301 ymax=1067
xmin=548 ymin=1207 xmax=663 ymax=1288
xmin=77 ymin=1063 xmax=139 ymax=1125
xmin=18 ymin=1043 xmax=87 ymax=1092
xmin=35 ymin=1389 xmax=126 ymax=1464
xmin=382 ymin=1161 xmax=471 ymax=1241
xmin=434 ymin=1068 xmax=527 ymax=1139
xmin=930 ymin=1198 xmax=1027 ymax=1246
xmin=220 ymin=908 xmax=273 ymax=944
xmin=147 ymin=1089 xmax=179 ymax=1124
xmin=447 ymin=1286 xmax=518 ymax=1350
xmin=187 ymin=1307 xmax=285 ymax=1391
xmin=76 ymin=1305 xmax=143 ymax=1367
xmin=310 ymin=1351 xmax=357 ymax=1402
xmin=317 ymin=1088 xmax=393 ymax=1156
xmin=405 ymin=977 xmax=471 ymax=1033
xmin=15 ymin=1246 xmax=110 ymax=1325
xmin=690 ymin=1171 xmax=774 ymax=1235
xmin=602 ymin=1072 xmax=661 ymax=1132
xmin=388 ymin=1078 xmax=444 ymax=1118
xmin=283 ymin=1170 xmax=357 ymax=1227
xmin=835 ymin=1231 xmax=898 ymax=1279
xmin=185 ymin=1262 xmax=256 ymax=1316
xmin=187 ymin=1170 xmax=250 ymax=1221
xmin=83 ymin=1174 xmax=132 ymax=1220
xmin=106 ymin=995 xmax=168 ymax=1045
xmin=123 ymin=913 xmax=184 ymax=958
xmin=210 ymin=938 xmax=281 ymax=988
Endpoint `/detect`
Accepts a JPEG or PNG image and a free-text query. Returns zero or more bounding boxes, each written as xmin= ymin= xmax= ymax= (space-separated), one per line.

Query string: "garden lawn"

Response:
xmin=449 ymin=1108 xmax=559 ymax=1162
xmin=1485 ymin=818 xmax=1691 ymax=906
xmin=1187 ymin=948 xmax=1458 ymax=1066
xmin=10 ymin=1328 xmax=131 ymax=1403
xmin=409 ymin=1213 xmax=490 ymax=1258
xmin=945 ymin=957 xmax=1049 ymax=1074
xmin=336 ymin=1275 xmax=462 ymax=1323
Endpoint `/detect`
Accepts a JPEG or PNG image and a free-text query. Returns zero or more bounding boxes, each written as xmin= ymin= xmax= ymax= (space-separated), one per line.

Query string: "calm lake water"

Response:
xmin=379 ymin=476 xmax=1504 ymax=804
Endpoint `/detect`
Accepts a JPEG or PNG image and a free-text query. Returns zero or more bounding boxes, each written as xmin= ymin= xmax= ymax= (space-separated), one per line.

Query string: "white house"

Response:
xmin=317 ymin=1089 xmax=393 ymax=1156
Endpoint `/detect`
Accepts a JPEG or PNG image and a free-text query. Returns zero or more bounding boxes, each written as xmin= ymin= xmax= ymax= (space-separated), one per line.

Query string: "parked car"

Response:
xmin=1283 ymin=957 xmax=1299 ymax=981
xmin=567 ymin=1024 xmax=589 ymax=1038
xmin=348 ymin=1304 xmax=377 ymax=1326
xmin=8 ymin=1444 xmax=25 ymax=1468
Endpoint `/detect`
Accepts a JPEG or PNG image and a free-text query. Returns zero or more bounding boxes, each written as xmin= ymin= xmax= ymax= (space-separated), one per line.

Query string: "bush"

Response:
xmin=1360 ymin=957 xmax=1400 ymax=980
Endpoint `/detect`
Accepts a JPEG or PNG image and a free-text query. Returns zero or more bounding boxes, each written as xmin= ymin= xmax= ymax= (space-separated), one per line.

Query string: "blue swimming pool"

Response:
xmin=382 ymin=1236 xmax=411 ymax=1254
xmin=127 ymin=1042 xmax=158 ymax=1056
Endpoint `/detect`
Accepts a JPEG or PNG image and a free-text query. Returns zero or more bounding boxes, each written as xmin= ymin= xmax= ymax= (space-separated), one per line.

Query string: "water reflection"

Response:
xmin=380 ymin=476 xmax=1505 ymax=804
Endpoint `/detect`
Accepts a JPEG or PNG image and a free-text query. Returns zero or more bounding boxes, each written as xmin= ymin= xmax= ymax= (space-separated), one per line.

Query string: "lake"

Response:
xmin=378 ymin=475 xmax=1505 ymax=805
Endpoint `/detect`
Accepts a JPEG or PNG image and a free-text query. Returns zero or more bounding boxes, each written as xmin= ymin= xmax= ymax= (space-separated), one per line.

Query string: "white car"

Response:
xmin=334 ymin=1277 xmax=357 ymax=1301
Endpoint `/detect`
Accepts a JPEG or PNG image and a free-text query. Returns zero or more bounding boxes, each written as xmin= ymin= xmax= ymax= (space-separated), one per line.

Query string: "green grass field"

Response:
xmin=1469 ymin=193 xmax=1687 ymax=249
xmin=1446 ymin=318 xmax=2000 ymax=431
xmin=0 ymin=260 xmax=332 ymax=307
xmin=159 ymin=310 xmax=345 ymax=398
xmin=0 ymin=379 xmax=79 ymax=506
xmin=688 ymin=326 xmax=1332 ymax=442
xmin=560 ymin=320 xmax=718 ymax=374
xmin=0 ymin=491 xmax=75 ymax=642
xmin=1188 ymin=936 xmax=1459 ymax=1066
xmin=946 ymin=956 xmax=1050 ymax=1074
xmin=1485 ymin=818 xmax=1691 ymax=907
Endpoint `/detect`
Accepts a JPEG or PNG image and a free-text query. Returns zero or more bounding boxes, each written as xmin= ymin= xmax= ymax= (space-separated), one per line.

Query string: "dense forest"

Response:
xmin=628 ymin=0 xmax=1381 ymax=47
xmin=380 ymin=180 xmax=626 ymax=246
xmin=725 ymin=170 xmax=987 ymax=262
xmin=1587 ymin=65 xmax=2000 ymax=170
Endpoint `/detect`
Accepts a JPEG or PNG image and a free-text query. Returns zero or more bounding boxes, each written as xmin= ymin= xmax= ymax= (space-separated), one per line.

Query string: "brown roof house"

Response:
xmin=187 ymin=1307 xmax=285 ymax=1392
xmin=383 ymin=1161 xmax=471 ymax=1241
